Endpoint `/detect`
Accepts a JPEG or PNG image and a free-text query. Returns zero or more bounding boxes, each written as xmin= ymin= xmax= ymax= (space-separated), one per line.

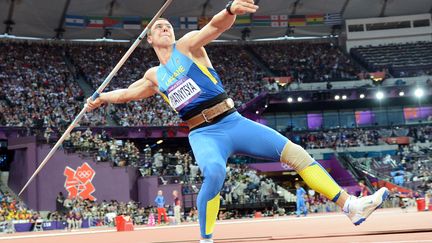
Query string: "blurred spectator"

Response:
xmin=251 ymin=42 xmax=360 ymax=83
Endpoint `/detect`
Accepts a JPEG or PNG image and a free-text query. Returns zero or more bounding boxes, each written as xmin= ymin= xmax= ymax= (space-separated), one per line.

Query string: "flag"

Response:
xmin=306 ymin=14 xmax=324 ymax=25
xmin=289 ymin=15 xmax=306 ymax=26
xmin=103 ymin=16 xmax=123 ymax=29
xmin=325 ymin=13 xmax=342 ymax=25
xmin=253 ymin=15 xmax=271 ymax=27
xmin=142 ymin=17 xmax=152 ymax=28
xmin=198 ymin=16 xmax=212 ymax=29
xmin=234 ymin=15 xmax=251 ymax=27
xmin=271 ymin=15 xmax=288 ymax=27
xmin=180 ymin=17 xmax=198 ymax=29
xmin=123 ymin=16 xmax=141 ymax=30
xmin=64 ymin=15 xmax=86 ymax=28
xmin=87 ymin=16 xmax=104 ymax=28
xmin=168 ymin=17 xmax=180 ymax=28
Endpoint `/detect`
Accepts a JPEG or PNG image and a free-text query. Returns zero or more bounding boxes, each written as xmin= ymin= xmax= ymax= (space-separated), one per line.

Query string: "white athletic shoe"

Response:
xmin=200 ymin=239 xmax=214 ymax=243
xmin=344 ymin=187 xmax=390 ymax=226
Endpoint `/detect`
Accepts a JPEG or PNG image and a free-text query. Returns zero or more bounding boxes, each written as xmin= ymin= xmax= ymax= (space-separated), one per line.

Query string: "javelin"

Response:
xmin=18 ymin=0 xmax=173 ymax=197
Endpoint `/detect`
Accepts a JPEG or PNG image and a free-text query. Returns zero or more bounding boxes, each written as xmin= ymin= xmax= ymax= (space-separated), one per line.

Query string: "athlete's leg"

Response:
xmin=228 ymin=115 xmax=346 ymax=203
xmin=189 ymin=127 xmax=232 ymax=240
xmin=280 ymin=141 xmax=349 ymax=206
xmin=228 ymin=114 xmax=389 ymax=225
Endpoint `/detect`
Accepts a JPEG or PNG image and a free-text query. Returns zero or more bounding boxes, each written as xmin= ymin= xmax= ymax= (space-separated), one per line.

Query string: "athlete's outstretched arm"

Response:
xmin=86 ymin=68 xmax=158 ymax=111
xmin=178 ymin=0 xmax=258 ymax=50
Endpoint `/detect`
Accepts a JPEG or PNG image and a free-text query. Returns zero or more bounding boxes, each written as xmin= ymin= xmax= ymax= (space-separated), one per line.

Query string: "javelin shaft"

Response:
xmin=18 ymin=0 xmax=173 ymax=197
xmin=92 ymin=0 xmax=173 ymax=100
xmin=18 ymin=108 xmax=87 ymax=196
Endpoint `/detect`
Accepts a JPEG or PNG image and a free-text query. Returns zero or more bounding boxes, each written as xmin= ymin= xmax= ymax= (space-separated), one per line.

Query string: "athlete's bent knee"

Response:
xmin=203 ymin=162 xmax=226 ymax=187
xmin=280 ymin=140 xmax=314 ymax=171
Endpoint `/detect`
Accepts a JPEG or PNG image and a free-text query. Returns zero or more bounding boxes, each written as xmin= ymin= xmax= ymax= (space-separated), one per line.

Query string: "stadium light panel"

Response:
xmin=375 ymin=91 xmax=384 ymax=100
xmin=414 ymin=88 xmax=424 ymax=98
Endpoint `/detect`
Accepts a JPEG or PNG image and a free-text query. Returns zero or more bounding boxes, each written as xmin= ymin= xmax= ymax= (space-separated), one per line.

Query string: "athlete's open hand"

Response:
xmin=230 ymin=0 xmax=259 ymax=15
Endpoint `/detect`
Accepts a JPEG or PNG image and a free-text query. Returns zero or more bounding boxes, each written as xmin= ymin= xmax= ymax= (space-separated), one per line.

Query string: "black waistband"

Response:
xmin=181 ymin=93 xmax=229 ymax=121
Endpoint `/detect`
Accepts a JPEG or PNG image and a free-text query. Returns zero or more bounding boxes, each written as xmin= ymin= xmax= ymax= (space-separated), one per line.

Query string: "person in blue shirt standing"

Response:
xmin=295 ymin=183 xmax=308 ymax=217
xmin=154 ymin=190 xmax=168 ymax=224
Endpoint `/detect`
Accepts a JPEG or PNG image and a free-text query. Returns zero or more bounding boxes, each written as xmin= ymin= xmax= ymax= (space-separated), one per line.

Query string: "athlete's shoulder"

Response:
xmin=176 ymin=31 xmax=200 ymax=50
xmin=176 ymin=31 xmax=210 ymax=56
xmin=144 ymin=66 xmax=159 ymax=85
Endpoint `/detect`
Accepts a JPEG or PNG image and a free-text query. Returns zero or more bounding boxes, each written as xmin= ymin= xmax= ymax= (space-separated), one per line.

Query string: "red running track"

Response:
xmin=0 ymin=208 xmax=431 ymax=243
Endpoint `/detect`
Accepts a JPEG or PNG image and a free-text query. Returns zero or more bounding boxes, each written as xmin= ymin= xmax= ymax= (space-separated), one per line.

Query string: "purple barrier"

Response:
xmin=248 ymin=162 xmax=292 ymax=172
xmin=14 ymin=223 xmax=32 ymax=232
xmin=8 ymin=137 xmax=139 ymax=211
xmin=0 ymin=126 xmax=190 ymax=140
xmin=13 ymin=220 xmax=88 ymax=232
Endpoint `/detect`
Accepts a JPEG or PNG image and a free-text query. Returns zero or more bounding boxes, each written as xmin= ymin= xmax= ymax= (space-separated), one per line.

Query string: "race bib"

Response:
xmin=167 ymin=77 xmax=201 ymax=111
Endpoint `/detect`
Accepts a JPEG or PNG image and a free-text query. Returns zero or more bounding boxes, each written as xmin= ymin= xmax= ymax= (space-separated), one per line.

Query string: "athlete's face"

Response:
xmin=148 ymin=19 xmax=175 ymax=47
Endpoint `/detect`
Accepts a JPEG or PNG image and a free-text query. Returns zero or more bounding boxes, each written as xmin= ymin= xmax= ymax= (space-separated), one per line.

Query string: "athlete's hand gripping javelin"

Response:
xmin=86 ymin=96 xmax=106 ymax=111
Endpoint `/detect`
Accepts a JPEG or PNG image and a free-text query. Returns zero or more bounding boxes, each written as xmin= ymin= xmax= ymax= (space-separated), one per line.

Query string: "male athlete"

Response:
xmin=87 ymin=0 xmax=389 ymax=242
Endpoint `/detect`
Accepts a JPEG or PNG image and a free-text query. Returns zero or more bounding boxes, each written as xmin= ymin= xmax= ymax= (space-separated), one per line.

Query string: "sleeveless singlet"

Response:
xmin=156 ymin=44 xmax=226 ymax=120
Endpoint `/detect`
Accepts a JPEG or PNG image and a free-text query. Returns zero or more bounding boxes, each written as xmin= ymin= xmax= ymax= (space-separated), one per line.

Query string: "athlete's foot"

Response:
xmin=344 ymin=187 xmax=390 ymax=225
xmin=200 ymin=239 xmax=214 ymax=243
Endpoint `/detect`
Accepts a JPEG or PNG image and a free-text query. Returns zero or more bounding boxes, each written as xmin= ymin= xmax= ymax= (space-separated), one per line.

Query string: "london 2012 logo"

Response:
xmin=64 ymin=162 xmax=96 ymax=200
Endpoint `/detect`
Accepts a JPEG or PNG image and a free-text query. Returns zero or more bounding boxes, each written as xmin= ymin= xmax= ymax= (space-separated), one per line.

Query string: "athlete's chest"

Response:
xmin=158 ymin=52 xmax=193 ymax=90
xmin=157 ymin=54 xmax=202 ymax=111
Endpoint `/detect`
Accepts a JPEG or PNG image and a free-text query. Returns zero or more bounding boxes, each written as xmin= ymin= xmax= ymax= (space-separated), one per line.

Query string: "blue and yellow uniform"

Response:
xmin=156 ymin=44 xmax=343 ymax=239
xmin=157 ymin=44 xmax=227 ymax=120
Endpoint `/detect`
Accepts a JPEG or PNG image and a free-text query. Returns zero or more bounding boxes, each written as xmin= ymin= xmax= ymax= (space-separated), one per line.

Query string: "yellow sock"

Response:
xmin=205 ymin=193 xmax=220 ymax=235
xmin=298 ymin=162 xmax=342 ymax=202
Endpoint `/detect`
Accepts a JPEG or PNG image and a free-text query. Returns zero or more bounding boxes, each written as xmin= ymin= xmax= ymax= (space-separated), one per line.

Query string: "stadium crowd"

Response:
xmin=350 ymin=42 xmax=432 ymax=77
xmin=63 ymin=128 xmax=140 ymax=167
xmin=0 ymin=42 xmax=106 ymax=128
xmin=1 ymin=41 xmax=368 ymax=128
xmin=250 ymin=42 xmax=360 ymax=82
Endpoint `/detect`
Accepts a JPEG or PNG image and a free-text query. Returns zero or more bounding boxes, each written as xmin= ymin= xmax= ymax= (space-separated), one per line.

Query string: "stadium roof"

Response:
xmin=1 ymin=0 xmax=431 ymax=41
